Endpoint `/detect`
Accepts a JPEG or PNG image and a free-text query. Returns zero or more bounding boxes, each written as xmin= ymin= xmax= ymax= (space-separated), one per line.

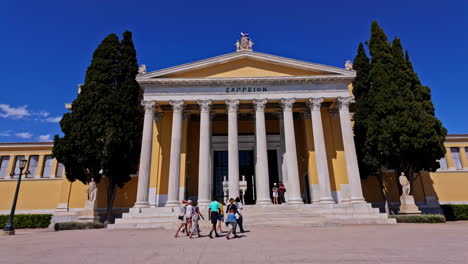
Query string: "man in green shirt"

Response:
xmin=208 ymin=198 xmax=221 ymax=238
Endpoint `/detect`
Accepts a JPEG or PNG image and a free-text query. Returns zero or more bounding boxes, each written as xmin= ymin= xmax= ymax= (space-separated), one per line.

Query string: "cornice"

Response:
xmin=138 ymin=75 xmax=354 ymax=87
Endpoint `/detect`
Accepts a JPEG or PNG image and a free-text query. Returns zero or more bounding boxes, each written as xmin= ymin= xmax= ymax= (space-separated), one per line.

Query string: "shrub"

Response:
xmin=0 ymin=214 xmax=52 ymax=228
xmin=389 ymin=214 xmax=446 ymax=223
xmin=54 ymin=222 xmax=105 ymax=231
xmin=441 ymin=204 xmax=468 ymax=221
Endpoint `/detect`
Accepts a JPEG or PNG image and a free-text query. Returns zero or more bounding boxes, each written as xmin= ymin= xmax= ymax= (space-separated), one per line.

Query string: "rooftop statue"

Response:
xmin=138 ymin=64 xmax=147 ymax=75
xmin=345 ymin=60 xmax=353 ymax=70
xmin=236 ymin=32 xmax=254 ymax=52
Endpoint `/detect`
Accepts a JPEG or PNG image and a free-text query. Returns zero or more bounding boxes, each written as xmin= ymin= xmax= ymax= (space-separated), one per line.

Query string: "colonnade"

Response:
xmin=133 ymin=96 xmax=365 ymax=208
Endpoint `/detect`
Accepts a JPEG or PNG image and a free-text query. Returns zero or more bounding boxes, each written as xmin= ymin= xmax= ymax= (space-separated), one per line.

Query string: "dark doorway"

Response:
xmin=267 ymin=149 xmax=280 ymax=200
xmin=239 ymin=150 xmax=255 ymax=204
xmin=213 ymin=151 xmax=228 ymax=202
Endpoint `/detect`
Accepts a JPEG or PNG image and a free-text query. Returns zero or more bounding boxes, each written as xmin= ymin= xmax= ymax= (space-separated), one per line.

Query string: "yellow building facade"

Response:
xmin=1 ymin=37 xmax=467 ymax=223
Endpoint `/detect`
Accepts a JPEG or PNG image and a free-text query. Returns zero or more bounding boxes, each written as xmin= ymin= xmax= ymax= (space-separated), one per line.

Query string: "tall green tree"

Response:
xmin=353 ymin=22 xmax=447 ymax=205
xmin=53 ymin=32 xmax=143 ymax=223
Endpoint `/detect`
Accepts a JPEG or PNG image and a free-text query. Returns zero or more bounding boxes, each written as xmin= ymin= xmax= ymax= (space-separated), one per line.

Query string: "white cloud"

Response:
xmin=44 ymin=116 xmax=62 ymax=123
xmin=15 ymin=132 xmax=33 ymax=139
xmin=0 ymin=130 xmax=12 ymax=137
xmin=38 ymin=134 xmax=53 ymax=142
xmin=0 ymin=104 xmax=30 ymax=119
xmin=37 ymin=111 xmax=50 ymax=118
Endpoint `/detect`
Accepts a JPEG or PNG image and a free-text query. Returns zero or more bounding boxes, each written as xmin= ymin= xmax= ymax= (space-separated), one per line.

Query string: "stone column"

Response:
xmin=337 ymin=97 xmax=365 ymax=203
xmin=226 ymin=99 xmax=240 ymax=199
xmin=35 ymin=155 xmax=45 ymax=178
xmin=134 ymin=101 xmax=155 ymax=208
xmin=253 ymin=99 xmax=272 ymax=205
xmin=197 ymin=100 xmax=212 ymax=206
xmin=280 ymin=98 xmax=303 ymax=204
xmin=308 ymin=98 xmax=335 ymax=204
xmin=166 ymin=100 xmax=184 ymax=207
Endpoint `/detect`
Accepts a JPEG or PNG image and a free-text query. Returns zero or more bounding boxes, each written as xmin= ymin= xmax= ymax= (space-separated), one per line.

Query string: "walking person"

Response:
xmin=208 ymin=198 xmax=221 ymax=238
xmin=235 ymin=197 xmax=246 ymax=233
xmin=185 ymin=200 xmax=193 ymax=234
xmin=225 ymin=207 xmax=240 ymax=240
xmin=189 ymin=201 xmax=204 ymax=238
xmin=272 ymin=183 xmax=279 ymax=205
xmin=216 ymin=198 xmax=225 ymax=233
xmin=278 ymin=181 xmax=286 ymax=204
xmin=174 ymin=200 xmax=188 ymax=238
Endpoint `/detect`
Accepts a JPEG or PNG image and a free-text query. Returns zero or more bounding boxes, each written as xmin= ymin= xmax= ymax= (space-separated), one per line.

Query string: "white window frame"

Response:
xmin=0 ymin=156 xmax=10 ymax=179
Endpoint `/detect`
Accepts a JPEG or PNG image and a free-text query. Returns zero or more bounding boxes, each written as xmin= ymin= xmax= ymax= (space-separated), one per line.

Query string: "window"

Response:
xmin=56 ymin=163 xmax=65 ymax=177
xmin=28 ymin=155 xmax=39 ymax=178
xmin=0 ymin=156 xmax=10 ymax=179
xmin=42 ymin=155 xmax=54 ymax=178
xmin=451 ymin=147 xmax=462 ymax=170
xmin=439 ymin=157 xmax=448 ymax=170
xmin=13 ymin=155 xmax=25 ymax=178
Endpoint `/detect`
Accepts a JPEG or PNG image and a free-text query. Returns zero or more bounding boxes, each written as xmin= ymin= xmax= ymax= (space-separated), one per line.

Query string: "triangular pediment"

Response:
xmin=138 ymin=51 xmax=355 ymax=80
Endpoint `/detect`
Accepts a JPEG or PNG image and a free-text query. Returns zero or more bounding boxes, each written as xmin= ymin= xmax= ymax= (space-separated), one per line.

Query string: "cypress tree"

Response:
xmin=352 ymin=22 xmax=447 ymax=203
xmin=53 ymin=32 xmax=143 ymax=223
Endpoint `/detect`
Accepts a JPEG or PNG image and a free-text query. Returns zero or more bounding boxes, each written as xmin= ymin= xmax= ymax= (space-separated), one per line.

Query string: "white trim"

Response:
xmin=439 ymin=201 xmax=468 ymax=205
xmin=138 ymin=51 xmax=355 ymax=80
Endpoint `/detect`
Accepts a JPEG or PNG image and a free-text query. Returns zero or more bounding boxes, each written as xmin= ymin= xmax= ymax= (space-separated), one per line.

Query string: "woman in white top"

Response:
xmin=235 ymin=197 xmax=245 ymax=233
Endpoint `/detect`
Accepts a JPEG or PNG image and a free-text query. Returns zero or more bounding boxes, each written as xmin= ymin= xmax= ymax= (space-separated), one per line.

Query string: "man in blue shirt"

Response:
xmin=208 ymin=198 xmax=221 ymax=238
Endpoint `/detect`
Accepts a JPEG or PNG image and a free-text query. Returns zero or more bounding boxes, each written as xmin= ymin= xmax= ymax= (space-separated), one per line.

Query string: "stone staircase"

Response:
xmin=107 ymin=203 xmax=396 ymax=230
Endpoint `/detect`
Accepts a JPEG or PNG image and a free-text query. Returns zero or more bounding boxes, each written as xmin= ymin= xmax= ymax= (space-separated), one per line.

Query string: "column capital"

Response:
xmin=197 ymin=100 xmax=212 ymax=112
xmin=280 ymin=98 xmax=295 ymax=112
xmin=169 ymin=100 xmax=184 ymax=112
xmin=141 ymin=100 xmax=155 ymax=111
xmin=253 ymin=99 xmax=268 ymax=112
xmin=337 ymin=96 xmax=354 ymax=110
xmin=307 ymin=97 xmax=324 ymax=111
xmin=226 ymin=99 xmax=240 ymax=112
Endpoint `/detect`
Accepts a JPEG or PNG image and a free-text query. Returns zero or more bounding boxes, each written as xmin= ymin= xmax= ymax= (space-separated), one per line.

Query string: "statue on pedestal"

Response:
xmin=235 ymin=32 xmax=254 ymax=52
xmin=87 ymin=178 xmax=97 ymax=202
xmin=399 ymin=172 xmax=411 ymax=196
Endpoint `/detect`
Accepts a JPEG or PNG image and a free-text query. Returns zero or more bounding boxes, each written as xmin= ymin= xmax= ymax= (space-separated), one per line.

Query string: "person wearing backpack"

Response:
xmin=174 ymin=200 xmax=188 ymax=238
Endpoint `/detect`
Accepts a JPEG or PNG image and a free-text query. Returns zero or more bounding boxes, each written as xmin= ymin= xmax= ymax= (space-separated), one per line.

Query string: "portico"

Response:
xmin=131 ymin=35 xmax=366 ymax=209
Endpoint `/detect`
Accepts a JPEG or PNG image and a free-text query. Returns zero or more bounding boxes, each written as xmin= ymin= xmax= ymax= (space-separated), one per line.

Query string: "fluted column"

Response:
xmin=280 ymin=98 xmax=303 ymax=204
xmin=166 ymin=100 xmax=184 ymax=207
xmin=134 ymin=101 xmax=155 ymax=208
xmin=308 ymin=98 xmax=335 ymax=204
xmin=197 ymin=100 xmax=212 ymax=206
xmin=253 ymin=99 xmax=272 ymax=205
xmin=337 ymin=97 xmax=365 ymax=203
xmin=226 ymin=99 xmax=240 ymax=199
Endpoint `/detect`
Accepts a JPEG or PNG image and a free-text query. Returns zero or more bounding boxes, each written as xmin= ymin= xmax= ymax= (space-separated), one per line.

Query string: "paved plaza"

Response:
xmin=1 ymin=223 xmax=468 ymax=264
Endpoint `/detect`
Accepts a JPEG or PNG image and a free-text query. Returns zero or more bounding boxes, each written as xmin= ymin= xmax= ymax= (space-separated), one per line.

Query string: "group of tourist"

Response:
xmin=175 ymin=197 xmax=245 ymax=240
xmin=271 ymin=182 xmax=286 ymax=205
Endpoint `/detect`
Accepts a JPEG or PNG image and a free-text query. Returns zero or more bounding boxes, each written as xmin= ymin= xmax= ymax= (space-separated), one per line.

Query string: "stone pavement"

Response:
xmin=1 ymin=223 xmax=468 ymax=264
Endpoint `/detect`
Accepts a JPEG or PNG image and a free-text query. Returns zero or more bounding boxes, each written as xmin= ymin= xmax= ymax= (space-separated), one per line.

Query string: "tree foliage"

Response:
xmin=53 ymin=31 xmax=143 ymax=222
xmin=353 ymin=21 xmax=447 ymax=191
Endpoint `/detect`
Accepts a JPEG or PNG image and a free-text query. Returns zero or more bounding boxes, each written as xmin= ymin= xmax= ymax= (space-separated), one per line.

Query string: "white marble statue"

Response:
xmin=138 ymin=64 xmax=147 ymax=75
xmin=87 ymin=178 xmax=97 ymax=202
xmin=236 ymin=32 xmax=254 ymax=51
xmin=345 ymin=60 xmax=353 ymax=70
xmin=399 ymin=172 xmax=411 ymax=196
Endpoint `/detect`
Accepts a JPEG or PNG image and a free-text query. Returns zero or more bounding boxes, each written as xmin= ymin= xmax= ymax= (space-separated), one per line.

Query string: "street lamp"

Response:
xmin=3 ymin=159 xmax=29 ymax=235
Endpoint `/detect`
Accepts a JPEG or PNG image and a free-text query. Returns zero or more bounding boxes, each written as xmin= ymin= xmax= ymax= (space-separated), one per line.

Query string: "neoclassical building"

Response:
xmin=1 ymin=35 xmax=468 ymax=227
xmin=133 ymin=36 xmax=365 ymax=209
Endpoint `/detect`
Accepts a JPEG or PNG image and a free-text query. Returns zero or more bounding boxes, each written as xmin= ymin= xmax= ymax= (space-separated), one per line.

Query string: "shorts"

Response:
xmin=217 ymin=214 xmax=224 ymax=221
xmin=210 ymin=212 xmax=219 ymax=226
xmin=273 ymin=192 xmax=278 ymax=197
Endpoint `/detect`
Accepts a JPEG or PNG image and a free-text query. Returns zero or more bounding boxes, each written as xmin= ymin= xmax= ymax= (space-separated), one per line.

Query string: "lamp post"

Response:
xmin=3 ymin=159 xmax=29 ymax=235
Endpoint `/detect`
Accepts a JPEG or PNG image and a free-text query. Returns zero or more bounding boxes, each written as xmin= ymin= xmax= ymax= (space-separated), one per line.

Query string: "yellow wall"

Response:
xmin=167 ymin=59 xmax=324 ymax=78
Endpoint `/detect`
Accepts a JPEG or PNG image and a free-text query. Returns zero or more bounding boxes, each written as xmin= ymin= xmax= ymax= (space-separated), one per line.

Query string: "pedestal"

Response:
xmin=398 ymin=195 xmax=421 ymax=215
xmin=78 ymin=200 xmax=99 ymax=222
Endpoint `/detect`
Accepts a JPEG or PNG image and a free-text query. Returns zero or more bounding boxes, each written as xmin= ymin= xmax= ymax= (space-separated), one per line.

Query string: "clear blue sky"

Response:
xmin=1 ymin=0 xmax=467 ymax=142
